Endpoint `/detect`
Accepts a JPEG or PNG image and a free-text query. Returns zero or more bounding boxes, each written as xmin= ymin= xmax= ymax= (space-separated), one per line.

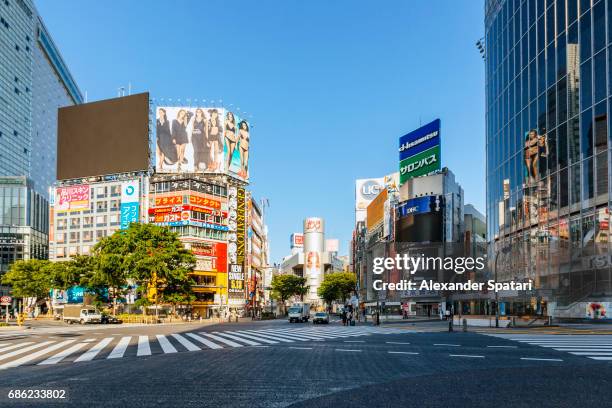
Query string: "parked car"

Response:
xmin=63 ymin=305 xmax=102 ymax=325
xmin=312 ymin=312 xmax=330 ymax=324
xmin=101 ymin=314 xmax=123 ymax=324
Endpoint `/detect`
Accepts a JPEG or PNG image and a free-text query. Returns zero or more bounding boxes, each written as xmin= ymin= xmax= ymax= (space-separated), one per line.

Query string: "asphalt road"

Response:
xmin=0 ymin=319 xmax=610 ymax=408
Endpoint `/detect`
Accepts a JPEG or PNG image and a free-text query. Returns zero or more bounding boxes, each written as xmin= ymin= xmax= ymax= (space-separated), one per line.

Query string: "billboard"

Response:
xmin=396 ymin=195 xmax=441 ymax=217
xmin=325 ymin=239 xmax=339 ymax=253
xmin=290 ymin=233 xmax=304 ymax=248
xmin=120 ymin=180 xmax=139 ymax=229
xmin=191 ymin=241 xmax=227 ymax=273
xmin=355 ymin=173 xmax=399 ymax=223
xmin=55 ymin=185 xmax=90 ymax=212
xmin=366 ymin=189 xmax=388 ymax=230
xmin=228 ymin=264 xmax=245 ymax=298
xmin=395 ymin=195 xmax=444 ymax=242
xmin=236 ymin=188 xmax=246 ymax=265
xmin=155 ymin=107 xmax=250 ymax=181
xmin=227 ymin=187 xmax=238 ymax=265
xmin=399 ymin=119 xmax=441 ymax=185
xmin=58 ymin=93 xmax=149 ymax=180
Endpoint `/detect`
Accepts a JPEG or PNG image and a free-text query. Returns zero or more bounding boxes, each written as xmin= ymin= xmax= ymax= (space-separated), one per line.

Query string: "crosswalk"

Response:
xmin=0 ymin=326 xmax=402 ymax=370
xmin=487 ymin=334 xmax=612 ymax=361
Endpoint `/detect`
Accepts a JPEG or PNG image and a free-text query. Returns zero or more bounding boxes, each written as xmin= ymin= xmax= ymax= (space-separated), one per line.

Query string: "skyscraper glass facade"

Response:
xmin=0 ymin=0 xmax=81 ymax=281
xmin=486 ymin=0 xmax=612 ymax=318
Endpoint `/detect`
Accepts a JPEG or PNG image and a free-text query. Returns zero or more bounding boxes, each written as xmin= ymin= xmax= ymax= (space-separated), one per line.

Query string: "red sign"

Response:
xmin=191 ymin=242 xmax=227 ymax=273
xmin=0 ymin=296 xmax=11 ymax=304
xmin=304 ymin=218 xmax=323 ymax=233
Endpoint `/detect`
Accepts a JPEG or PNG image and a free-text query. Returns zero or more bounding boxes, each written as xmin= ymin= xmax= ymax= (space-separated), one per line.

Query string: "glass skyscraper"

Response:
xmin=486 ymin=0 xmax=612 ymax=318
xmin=0 ymin=0 xmax=81 ymax=284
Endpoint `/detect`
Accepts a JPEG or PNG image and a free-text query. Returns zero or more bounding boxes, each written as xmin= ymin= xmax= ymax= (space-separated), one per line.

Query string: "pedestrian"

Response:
xmin=348 ymin=311 xmax=353 ymax=326
xmin=341 ymin=310 xmax=347 ymax=326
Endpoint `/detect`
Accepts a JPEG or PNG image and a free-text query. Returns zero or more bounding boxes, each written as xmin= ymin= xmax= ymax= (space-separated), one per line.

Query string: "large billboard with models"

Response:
xmin=155 ymin=107 xmax=250 ymax=181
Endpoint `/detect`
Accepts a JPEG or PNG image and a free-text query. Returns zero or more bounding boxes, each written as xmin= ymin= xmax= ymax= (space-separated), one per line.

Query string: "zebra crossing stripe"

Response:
xmin=185 ymin=333 xmax=223 ymax=349
xmin=0 ymin=341 xmax=55 ymax=362
xmin=0 ymin=340 xmax=77 ymax=369
xmin=107 ymin=336 xmax=132 ymax=359
xmin=0 ymin=342 xmax=34 ymax=354
xmin=213 ymin=332 xmax=260 ymax=346
xmin=171 ymin=334 xmax=200 ymax=351
xmin=156 ymin=335 xmax=178 ymax=354
xmin=239 ymin=331 xmax=296 ymax=342
xmin=39 ymin=342 xmax=89 ymax=365
xmin=74 ymin=338 xmax=114 ymax=362
xmin=226 ymin=332 xmax=278 ymax=344
xmin=137 ymin=336 xmax=151 ymax=356
xmin=199 ymin=332 xmax=243 ymax=347
xmin=257 ymin=329 xmax=326 ymax=340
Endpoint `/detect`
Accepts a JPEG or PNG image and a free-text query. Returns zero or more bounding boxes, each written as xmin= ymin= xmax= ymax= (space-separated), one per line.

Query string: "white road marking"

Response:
xmin=74 ymin=338 xmax=113 ymax=362
xmin=520 ymin=357 xmax=563 ymax=362
xmin=0 ymin=342 xmax=34 ymax=353
xmin=487 ymin=345 xmax=517 ymax=348
xmin=185 ymin=333 xmax=223 ymax=349
xmin=171 ymin=334 xmax=201 ymax=351
xmin=237 ymin=331 xmax=294 ymax=343
xmin=213 ymin=332 xmax=260 ymax=346
xmin=137 ymin=336 xmax=151 ymax=356
xmin=155 ymin=335 xmax=177 ymax=354
xmin=386 ymin=342 xmax=411 ymax=345
xmin=388 ymin=351 xmax=419 ymax=355
xmin=434 ymin=343 xmax=460 ymax=347
xmin=199 ymin=332 xmax=243 ymax=348
xmin=107 ymin=336 xmax=132 ymax=359
xmin=223 ymin=332 xmax=278 ymax=344
xmin=0 ymin=340 xmax=76 ymax=369
xmin=344 ymin=340 xmax=365 ymax=343
xmin=39 ymin=342 xmax=88 ymax=365
xmin=450 ymin=354 xmax=484 ymax=358
xmin=335 ymin=349 xmax=361 ymax=352
xmin=289 ymin=347 xmax=312 ymax=350
xmin=0 ymin=341 xmax=55 ymax=361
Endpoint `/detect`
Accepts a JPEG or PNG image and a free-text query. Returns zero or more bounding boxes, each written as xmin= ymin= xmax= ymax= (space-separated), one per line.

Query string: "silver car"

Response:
xmin=312 ymin=312 xmax=330 ymax=324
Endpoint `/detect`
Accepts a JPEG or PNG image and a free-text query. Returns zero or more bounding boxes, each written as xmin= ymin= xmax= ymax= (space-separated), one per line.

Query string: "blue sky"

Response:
xmin=37 ymin=0 xmax=485 ymax=263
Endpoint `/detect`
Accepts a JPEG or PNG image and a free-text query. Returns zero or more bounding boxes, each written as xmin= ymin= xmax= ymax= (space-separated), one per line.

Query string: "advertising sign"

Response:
xmin=55 ymin=185 xmax=90 ymax=212
xmin=236 ymin=188 xmax=246 ymax=265
xmin=304 ymin=217 xmax=323 ymax=233
xmin=325 ymin=239 xmax=339 ymax=253
xmin=155 ymin=107 xmax=250 ymax=182
xmin=396 ymin=195 xmax=440 ymax=218
xmin=399 ymin=119 xmax=441 ymax=185
xmin=228 ymin=264 xmax=245 ymax=298
xmin=355 ymin=178 xmax=385 ymax=211
xmin=227 ymin=187 xmax=238 ymax=265
xmin=290 ymin=233 xmax=304 ymax=248
xmin=366 ymin=189 xmax=388 ymax=230
xmin=191 ymin=241 xmax=227 ymax=273
xmin=120 ymin=180 xmax=139 ymax=229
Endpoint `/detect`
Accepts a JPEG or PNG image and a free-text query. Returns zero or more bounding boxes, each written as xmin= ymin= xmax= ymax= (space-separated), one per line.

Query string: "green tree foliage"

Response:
xmin=1 ymin=259 xmax=52 ymax=299
xmin=270 ymin=274 xmax=308 ymax=304
xmin=317 ymin=272 xmax=357 ymax=308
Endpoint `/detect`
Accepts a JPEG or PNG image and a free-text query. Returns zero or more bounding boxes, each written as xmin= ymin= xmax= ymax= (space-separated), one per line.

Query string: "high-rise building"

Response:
xmin=0 ymin=1 xmax=82 ymax=281
xmin=485 ymin=0 xmax=612 ymax=318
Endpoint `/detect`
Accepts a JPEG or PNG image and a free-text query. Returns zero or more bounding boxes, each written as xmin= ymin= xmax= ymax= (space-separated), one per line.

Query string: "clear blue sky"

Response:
xmin=37 ymin=0 xmax=485 ymax=263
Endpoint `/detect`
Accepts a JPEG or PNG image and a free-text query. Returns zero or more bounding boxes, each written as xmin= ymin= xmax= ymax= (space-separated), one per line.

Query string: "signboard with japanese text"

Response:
xmin=399 ymin=119 xmax=441 ymax=185
xmin=55 ymin=185 xmax=90 ymax=212
xmin=191 ymin=241 xmax=227 ymax=273
xmin=228 ymin=264 xmax=245 ymax=298
xmin=236 ymin=187 xmax=246 ymax=265
xmin=120 ymin=180 xmax=140 ymax=229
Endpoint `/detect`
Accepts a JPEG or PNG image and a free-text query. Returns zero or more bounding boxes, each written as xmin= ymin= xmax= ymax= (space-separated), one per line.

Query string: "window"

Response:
xmin=110 ymin=185 xmax=121 ymax=196
xmin=83 ymin=231 xmax=93 ymax=242
xmin=96 ymin=201 xmax=107 ymax=212
xmin=56 ymin=232 xmax=65 ymax=244
xmin=110 ymin=214 xmax=119 ymax=225
xmin=69 ymin=232 xmax=79 ymax=243
xmin=96 ymin=215 xmax=107 ymax=225
xmin=56 ymin=247 xmax=65 ymax=258
xmin=96 ymin=230 xmax=107 ymax=239
xmin=110 ymin=200 xmax=120 ymax=211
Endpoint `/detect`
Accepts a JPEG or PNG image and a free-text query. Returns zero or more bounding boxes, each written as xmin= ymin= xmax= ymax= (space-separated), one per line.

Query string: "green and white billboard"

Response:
xmin=398 ymin=119 xmax=441 ymax=185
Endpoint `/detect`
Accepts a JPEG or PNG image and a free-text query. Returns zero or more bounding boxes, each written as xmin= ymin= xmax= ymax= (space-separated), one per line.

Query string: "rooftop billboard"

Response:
xmin=398 ymin=119 xmax=441 ymax=185
xmin=155 ymin=107 xmax=250 ymax=182
xmin=57 ymin=93 xmax=149 ymax=180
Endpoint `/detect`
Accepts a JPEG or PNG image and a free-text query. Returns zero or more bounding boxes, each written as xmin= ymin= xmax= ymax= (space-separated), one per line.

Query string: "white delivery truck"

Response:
xmin=63 ymin=304 xmax=102 ymax=325
xmin=288 ymin=302 xmax=310 ymax=323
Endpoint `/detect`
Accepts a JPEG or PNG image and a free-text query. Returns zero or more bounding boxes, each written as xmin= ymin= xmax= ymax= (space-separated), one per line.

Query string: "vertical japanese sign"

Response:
xmin=236 ymin=187 xmax=246 ymax=265
xmin=120 ymin=180 xmax=140 ymax=229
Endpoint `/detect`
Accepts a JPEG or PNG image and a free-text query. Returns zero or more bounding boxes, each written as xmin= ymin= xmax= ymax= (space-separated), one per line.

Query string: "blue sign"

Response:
xmin=67 ymin=286 xmax=86 ymax=303
xmin=398 ymin=119 xmax=441 ymax=161
xmin=120 ymin=202 xmax=140 ymax=229
xmin=397 ymin=196 xmax=439 ymax=217
xmin=156 ymin=220 xmax=229 ymax=231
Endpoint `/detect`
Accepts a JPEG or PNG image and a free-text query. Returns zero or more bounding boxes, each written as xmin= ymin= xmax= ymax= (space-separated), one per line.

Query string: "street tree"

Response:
xmin=317 ymin=272 xmax=357 ymax=311
xmin=2 ymin=259 xmax=52 ymax=311
xmin=115 ymin=223 xmax=196 ymax=316
xmin=270 ymin=274 xmax=309 ymax=314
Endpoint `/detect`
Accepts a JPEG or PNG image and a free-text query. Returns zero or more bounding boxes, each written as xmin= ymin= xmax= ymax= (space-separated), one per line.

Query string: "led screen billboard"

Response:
xmin=155 ymin=107 xmax=250 ymax=182
xmin=57 ymin=93 xmax=149 ymax=180
xmin=398 ymin=119 xmax=441 ymax=185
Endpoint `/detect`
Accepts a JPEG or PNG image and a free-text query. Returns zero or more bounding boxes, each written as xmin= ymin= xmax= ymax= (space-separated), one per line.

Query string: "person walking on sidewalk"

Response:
xmin=341 ymin=310 xmax=347 ymax=326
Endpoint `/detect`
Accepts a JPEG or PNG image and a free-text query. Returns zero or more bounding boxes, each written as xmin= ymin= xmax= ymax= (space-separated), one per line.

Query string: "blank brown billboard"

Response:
xmin=57 ymin=92 xmax=149 ymax=180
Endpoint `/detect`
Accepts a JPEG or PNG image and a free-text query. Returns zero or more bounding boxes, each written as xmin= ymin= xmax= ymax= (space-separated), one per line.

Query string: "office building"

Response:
xmin=0 ymin=1 xmax=82 ymax=281
xmin=485 ymin=0 xmax=612 ymax=318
